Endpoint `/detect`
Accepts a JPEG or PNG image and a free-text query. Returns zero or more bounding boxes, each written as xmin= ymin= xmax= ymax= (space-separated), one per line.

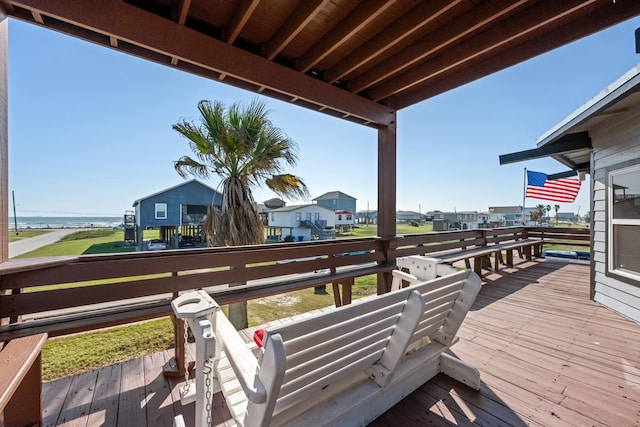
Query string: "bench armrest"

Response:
xmin=215 ymin=311 xmax=267 ymax=404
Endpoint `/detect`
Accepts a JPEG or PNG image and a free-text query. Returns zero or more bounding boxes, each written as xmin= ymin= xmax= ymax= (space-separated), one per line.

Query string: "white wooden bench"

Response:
xmin=172 ymin=269 xmax=481 ymax=427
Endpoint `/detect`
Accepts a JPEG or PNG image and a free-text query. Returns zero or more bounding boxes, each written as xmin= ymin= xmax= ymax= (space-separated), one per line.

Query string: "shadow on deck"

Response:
xmin=42 ymin=259 xmax=640 ymax=426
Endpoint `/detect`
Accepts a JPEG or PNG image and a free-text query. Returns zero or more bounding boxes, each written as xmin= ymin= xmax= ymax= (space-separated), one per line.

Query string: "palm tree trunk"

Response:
xmin=229 ymin=265 xmax=248 ymax=329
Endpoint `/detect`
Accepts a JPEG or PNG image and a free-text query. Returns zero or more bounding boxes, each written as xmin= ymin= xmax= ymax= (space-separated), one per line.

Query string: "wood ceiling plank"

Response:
xmin=296 ymin=0 xmax=393 ymax=74
xmin=223 ymin=0 xmax=260 ymax=44
xmin=175 ymin=0 xmax=191 ymax=26
xmin=368 ymin=0 xmax=596 ymax=101
xmin=324 ymin=0 xmax=465 ymax=84
xmin=11 ymin=0 xmax=394 ymax=125
xmin=262 ymin=0 xmax=329 ymax=60
xmin=349 ymin=0 xmax=529 ymax=93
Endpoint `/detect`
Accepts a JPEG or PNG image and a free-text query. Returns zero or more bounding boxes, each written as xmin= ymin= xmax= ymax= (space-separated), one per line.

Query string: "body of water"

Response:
xmin=8 ymin=216 xmax=123 ymax=229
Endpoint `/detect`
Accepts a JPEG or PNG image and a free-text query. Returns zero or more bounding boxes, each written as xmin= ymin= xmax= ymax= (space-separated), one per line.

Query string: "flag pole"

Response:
xmin=522 ymin=167 xmax=527 ymax=225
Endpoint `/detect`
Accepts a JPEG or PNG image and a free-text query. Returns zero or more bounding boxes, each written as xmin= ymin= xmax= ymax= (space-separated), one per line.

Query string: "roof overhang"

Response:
xmin=7 ymin=0 xmax=640 ymax=128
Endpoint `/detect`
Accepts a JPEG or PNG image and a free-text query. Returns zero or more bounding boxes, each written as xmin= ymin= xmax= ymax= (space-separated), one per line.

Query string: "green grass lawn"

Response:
xmin=344 ymin=222 xmax=433 ymax=238
xmin=7 ymin=229 xmax=51 ymax=242
xmin=17 ymin=229 xmax=136 ymax=257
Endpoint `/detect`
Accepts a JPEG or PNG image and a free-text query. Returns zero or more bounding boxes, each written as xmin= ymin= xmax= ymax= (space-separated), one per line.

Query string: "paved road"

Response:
xmin=8 ymin=228 xmax=91 ymax=258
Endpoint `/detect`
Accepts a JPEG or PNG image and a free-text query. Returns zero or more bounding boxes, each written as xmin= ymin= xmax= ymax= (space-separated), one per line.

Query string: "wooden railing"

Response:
xmin=0 ymin=227 xmax=591 ymax=343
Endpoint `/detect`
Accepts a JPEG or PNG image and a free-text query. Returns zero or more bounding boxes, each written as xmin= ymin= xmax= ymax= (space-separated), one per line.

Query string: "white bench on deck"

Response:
xmin=172 ymin=269 xmax=481 ymax=427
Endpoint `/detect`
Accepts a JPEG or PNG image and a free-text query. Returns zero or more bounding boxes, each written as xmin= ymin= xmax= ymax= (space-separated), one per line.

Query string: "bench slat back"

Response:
xmin=260 ymin=287 xmax=418 ymax=422
xmin=411 ymin=270 xmax=481 ymax=346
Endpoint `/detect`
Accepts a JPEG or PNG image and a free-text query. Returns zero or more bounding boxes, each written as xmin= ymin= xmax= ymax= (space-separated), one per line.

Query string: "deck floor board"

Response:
xmin=40 ymin=259 xmax=640 ymax=426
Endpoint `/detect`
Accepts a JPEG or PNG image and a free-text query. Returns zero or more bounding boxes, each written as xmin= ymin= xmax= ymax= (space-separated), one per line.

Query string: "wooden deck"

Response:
xmin=41 ymin=258 xmax=640 ymax=427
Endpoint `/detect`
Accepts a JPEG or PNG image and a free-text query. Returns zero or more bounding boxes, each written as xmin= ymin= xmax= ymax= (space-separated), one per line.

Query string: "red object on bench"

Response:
xmin=253 ymin=328 xmax=265 ymax=348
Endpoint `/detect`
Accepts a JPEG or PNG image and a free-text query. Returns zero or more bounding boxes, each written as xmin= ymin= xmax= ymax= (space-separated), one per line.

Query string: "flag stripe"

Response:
xmin=525 ymin=171 xmax=580 ymax=203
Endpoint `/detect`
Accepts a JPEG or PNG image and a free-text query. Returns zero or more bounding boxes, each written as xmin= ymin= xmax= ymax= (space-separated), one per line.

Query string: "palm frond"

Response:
xmin=265 ymin=174 xmax=310 ymax=200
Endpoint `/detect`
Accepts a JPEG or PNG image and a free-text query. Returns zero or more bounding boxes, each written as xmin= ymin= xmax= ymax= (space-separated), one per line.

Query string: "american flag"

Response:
xmin=525 ymin=170 xmax=581 ymax=203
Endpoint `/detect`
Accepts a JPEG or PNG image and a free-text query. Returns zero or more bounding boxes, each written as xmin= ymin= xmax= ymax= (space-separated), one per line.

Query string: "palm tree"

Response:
xmin=554 ymin=204 xmax=560 ymax=225
xmin=173 ymin=99 xmax=310 ymax=329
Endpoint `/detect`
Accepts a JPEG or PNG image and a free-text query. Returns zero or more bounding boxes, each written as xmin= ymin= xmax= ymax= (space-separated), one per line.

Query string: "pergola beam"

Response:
xmin=11 ymin=0 xmax=394 ymax=126
xmin=263 ymin=0 xmax=329 ymax=60
xmin=296 ymin=0 xmax=392 ymax=74
xmin=368 ymin=0 xmax=596 ymax=101
xmin=349 ymin=0 xmax=528 ymax=94
xmin=325 ymin=0 xmax=464 ymax=84
xmin=223 ymin=0 xmax=259 ymax=44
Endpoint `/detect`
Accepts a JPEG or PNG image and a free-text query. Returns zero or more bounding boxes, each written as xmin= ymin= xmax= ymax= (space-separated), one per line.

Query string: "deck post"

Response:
xmin=164 ymin=288 xmax=187 ymax=378
xmin=377 ymin=109 xmax=397 ymax=294
xmin=1 ymin=14 xmax=8 ymax=263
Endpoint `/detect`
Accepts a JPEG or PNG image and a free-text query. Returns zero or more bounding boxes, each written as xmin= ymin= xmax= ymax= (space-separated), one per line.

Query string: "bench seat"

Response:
xmin=401 ymin=237 xmax=542 ymax=277
xmin=172 ymin=270 xmax=481 ymax=427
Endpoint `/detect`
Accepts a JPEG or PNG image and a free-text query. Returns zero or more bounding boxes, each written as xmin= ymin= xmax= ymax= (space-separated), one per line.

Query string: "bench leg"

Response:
xmin=506 ymin=249 xmax=514 ymax=267
xmin=464 ymin=259 xmax=471 ymax=269
xmin=524 ymin=245 xmax=532 ymax=260
xmin=440 ymin=352 xmax=480 ymax=390
xmin=473 ymin=257 xmax=483 ymax=275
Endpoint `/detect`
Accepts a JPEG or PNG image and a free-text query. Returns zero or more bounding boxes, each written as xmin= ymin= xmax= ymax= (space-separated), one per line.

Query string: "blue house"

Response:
xmin=132 ymin=180 xmax=222 ymax=248
xmin=313 ymin=191 xmax=357 ymax=214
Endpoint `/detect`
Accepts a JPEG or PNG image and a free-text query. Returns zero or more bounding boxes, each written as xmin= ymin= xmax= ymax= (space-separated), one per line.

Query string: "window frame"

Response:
xmin=155 ymin=203 xmax=168 ymax=220
xmin=607 ymin=163 xmax=640 ymax=282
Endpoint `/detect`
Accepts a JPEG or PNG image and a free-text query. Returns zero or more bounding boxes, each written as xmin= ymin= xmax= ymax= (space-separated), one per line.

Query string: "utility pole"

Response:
xmin=12 ymin=190 xmax=17 ymax=235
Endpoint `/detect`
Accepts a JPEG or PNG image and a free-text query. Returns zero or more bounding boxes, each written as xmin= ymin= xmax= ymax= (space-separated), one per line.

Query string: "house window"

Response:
xmin=295 ymin=212 xmax=301 ymax=221
xmin=155 ymin=203 xmax=167 ymax=219
xmin=609 ymin=164 xmax=640 ymax=281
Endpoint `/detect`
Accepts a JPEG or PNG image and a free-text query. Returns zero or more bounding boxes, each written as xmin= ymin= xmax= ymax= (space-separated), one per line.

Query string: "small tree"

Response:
xmin=173 ymin=99 xmax=309 ymax=328
xmin=554 ymin=204 xmax=560 ymax=225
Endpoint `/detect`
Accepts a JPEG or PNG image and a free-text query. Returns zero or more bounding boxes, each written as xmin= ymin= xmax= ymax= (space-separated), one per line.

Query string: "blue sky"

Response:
xmin=7 ymin=16 xmax=640 ymax=217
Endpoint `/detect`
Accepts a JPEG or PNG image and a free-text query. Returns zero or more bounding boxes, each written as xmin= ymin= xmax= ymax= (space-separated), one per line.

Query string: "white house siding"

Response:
xmin=269 ymin=205 xmax=336 ymax=241
xmin=591 ymin=107 xmax=640 ymax=323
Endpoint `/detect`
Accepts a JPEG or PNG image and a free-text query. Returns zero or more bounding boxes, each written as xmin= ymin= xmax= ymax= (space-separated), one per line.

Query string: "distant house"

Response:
xmin=313 ymin=191 xmax=356 ymax=213
xmin=312 ymin=191 xmax=356 ymax=232
xmin=396 ymin=211 xmax=422 ymax=223
xmin=356 ymin=209 xmax=377 ymax=225
xmin=132 ymin=180 xmax=222 ymax=248
xmin=257 ymin=198 xmax=286 ymax=225
xmin=556 ymin=212 xmax=578 ymax=222
xmin=488 ymin=206 xmax=531 ymax=226
xmin=334 ymin=210 xmax=355 ymax=233
xmin=432 ymin=211 xmax=480 ymax=231
xmin=267 ymin=204 xmax=336 ymax=241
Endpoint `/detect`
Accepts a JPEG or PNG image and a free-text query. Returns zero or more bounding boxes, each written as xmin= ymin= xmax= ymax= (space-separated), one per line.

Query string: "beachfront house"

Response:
xmin=500 ymin=64 xmax=640 ymax=323
xmin=267 ymin=204 xmax=336 ymax=241
xmin=132 ymin=180 xmax=222 ymax=248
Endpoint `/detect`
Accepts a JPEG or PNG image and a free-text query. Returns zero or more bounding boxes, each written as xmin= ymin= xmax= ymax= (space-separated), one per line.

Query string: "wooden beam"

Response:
xmin=499 ymin=132 xmax=592 ymax=165
xmin=223 ymin=0 xmax=260 ymax=44
xmin=393 ymin=0 xmax=640 ymax=109
xmin=368 ymin=0 xmax=595 ymax=101
xmin=349 ymin=0 xmax=528 ymax=93
xmin=377 ymin=109 xmax=397 ymax=294
xmin=325 ymin=0 xmax=465 ymax=84
xmin=175 ymin=0 xmax=191 ymax=26
xmin=262 ymin=0 xmax=329 ymax=60
xmin=10 ymin=0 xmax=394 ymax=126
xmin=296 ymin=0 xmax=393 ymax=74
xmin=0 ymin=18 xmax=7 ymax=263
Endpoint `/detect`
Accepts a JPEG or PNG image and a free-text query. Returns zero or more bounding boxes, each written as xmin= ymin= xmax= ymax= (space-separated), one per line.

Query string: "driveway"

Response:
xmin=9 ymin=228 xmax=90 ymax=258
